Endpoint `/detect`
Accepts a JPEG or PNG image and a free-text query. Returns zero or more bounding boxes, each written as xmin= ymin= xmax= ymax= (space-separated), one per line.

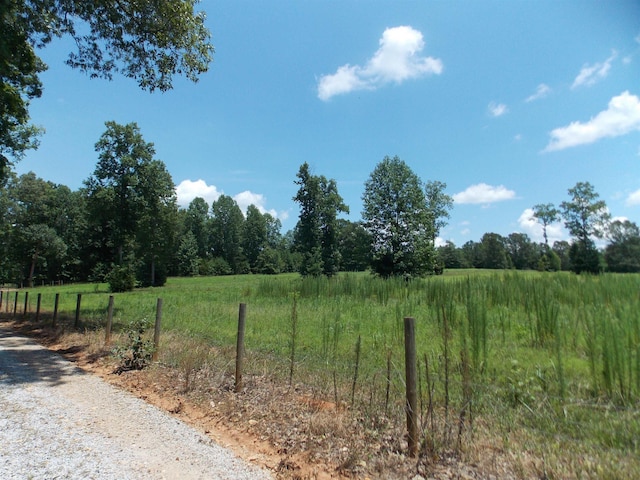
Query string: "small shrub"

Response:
xmin=106 ymin=264 xmax=136 ymax=292
xmin=113 ymin=318 xmax=155 ymax=373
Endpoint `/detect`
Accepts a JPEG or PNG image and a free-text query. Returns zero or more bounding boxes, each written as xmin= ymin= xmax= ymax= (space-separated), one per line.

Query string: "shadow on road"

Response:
xmin=0 ymin=322 xmax=86 ymax=387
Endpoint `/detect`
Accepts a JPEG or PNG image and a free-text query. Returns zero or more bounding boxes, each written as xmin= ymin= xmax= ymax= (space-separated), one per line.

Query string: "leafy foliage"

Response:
xmin=113 ymin=318 xmax=155 ymax=373
xmin=1 ymin=0 xmax=214 ymax=179
xmin=105 ymin=263 xmax=136 ymax=292
xmin=362 ymin=156 xmax=434 ymax=277
xmin=293 ymin=163 xmax=348 ymax=277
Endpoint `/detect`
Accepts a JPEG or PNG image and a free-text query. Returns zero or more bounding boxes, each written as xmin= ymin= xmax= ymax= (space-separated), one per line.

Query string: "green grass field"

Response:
xmin=4 ymin=270 xmax=640 ymax=478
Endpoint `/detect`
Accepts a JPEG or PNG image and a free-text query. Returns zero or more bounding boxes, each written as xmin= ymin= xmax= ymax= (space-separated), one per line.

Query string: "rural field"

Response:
xmin=3 ymin=270 xmax=640 ymax=479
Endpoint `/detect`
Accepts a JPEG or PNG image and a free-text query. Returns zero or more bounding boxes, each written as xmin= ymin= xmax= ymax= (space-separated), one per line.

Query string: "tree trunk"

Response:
xmin=28 ymin=252 xmax=38 ymax=288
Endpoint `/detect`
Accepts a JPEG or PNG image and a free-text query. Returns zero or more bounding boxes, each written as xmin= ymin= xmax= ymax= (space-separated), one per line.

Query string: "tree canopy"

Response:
xmin=0 ymin=0 xmax=214 ymax=180
xmin=362 ymin=156 xmax=434 ymax=277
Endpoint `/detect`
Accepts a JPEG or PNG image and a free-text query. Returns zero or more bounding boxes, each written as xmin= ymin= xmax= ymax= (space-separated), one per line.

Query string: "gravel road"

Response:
xmin=0 ymin=324 xmax=273 ymax=480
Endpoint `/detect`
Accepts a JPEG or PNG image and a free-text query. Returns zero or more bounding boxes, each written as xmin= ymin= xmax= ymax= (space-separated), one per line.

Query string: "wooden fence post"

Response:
xmin=52 ymin=293 xmax=59 ymax=327
xmin=13 ymin=291 xmax=18 ymax=317
xmin=105 ymin=295 xmax=114 ymax=346
xmin=0 ymin=290 xmax=3 ymax=310
xmin=36 ymin=293 xmax=42 ymax=322
xmin=404 ymin=316 xmax=419 ymax=457
xmin=74 ymin=293 xmax=82 ymax=328
xmin=152 ymin=298 xmax=162 ymax=362
xmin=235 ymin=303 xmax=247 ymax=393
xmin=22 ymin=291 xmax=29 ymax=319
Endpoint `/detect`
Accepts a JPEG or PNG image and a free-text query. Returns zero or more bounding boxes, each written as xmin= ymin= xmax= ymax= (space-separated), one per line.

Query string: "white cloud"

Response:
xmin=175 ymin=180 xmax=287 ymax=221
xmin=317 ymin=26 xmax=443 ymax=101
xmin=175 ymin=179 xmax=221 ymax=208
xmin=233 ymin=190 xmax=279 ymax=218
xmin=571 ymin=51 xmax=617 ymax=89
xmin=453 ymin=183 xmax=516 ymax=205
xmin=525 ymin=83 xmax=551 ymax=102
xmin=544 ymin=91 xmax=640 ymax=152
xmin=488 ymin=102 xmax=508 ymax=117
xmin=626 ymin=188 xmax=640 ymax=206
xmin=517 ymin=208 xmax=565 ymax=244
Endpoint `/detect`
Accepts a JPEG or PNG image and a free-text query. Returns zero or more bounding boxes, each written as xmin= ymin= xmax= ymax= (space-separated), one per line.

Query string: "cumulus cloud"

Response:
xmin=175 ymin=180 xmax=287 ymax=220
xmin=317 ymin=26 xmax=443 ymax=101
xmin=525 ymin=83 xmax=551 ymax=102
xmin=175 ymin=179 xmax=222 ymax=208
xmin=544 ymin=91 xmax=640 ymax=152
xmin=626 ymin=188 xmax=640 ymax=206
xmin=571 ymin=51 xmax=617 ymax=89
xmin=517 ymin=208 xmax=565 ymax=244
xmin=453 ymin=183 xmax=516 ymax=205
xmin=233 ymin=190 xmax=280 ymax=218
xmin=488 ymin=102 xmax=508 ymax=117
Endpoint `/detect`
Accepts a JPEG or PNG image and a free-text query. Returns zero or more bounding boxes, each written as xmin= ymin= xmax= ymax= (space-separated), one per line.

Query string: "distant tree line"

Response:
xmin=1 ymin=123 xmax=638 ymax=290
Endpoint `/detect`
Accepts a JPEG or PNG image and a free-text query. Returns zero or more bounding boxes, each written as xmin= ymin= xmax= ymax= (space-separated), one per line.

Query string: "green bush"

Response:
xmin=105 ymin=264 xmax=136 ymax=292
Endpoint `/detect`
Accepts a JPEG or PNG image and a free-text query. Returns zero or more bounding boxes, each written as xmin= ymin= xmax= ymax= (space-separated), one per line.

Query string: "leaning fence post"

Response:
xmin=152 ymin=298 xmax=162 ymax=362
xmin=36 ymin=293 xmax=42 ymax=322
xmin=235 ymin=303 xmax=247 ymax=393
xmin=52 ymin=293 xmax=59 ymax=327
xmin=0 ymin=290 xmax=3 ymax=310
xmin=404 ymin=316 xmax=419 ymax=457
xmin=105 ymin=295 xmax=114 ymax=346
xmin=74 ymin=293 xmax=82 ymax=328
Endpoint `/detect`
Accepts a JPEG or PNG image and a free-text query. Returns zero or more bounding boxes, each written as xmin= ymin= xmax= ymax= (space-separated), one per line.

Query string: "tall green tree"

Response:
xmin=604 ymin=220 xmax=640 ymax=273
xmin=479 ymin=233 xmax=510 ymax=269
xmin=425 ymin=180 xmax=453 ymax=245
xmin=337 ymin=220 xmax=372 ymax=272
xmin=560 ymin=181 xmax=610 ymax=274
xmin=0 ymin=1 xmax=45 ymax=179
xmin=362 ymin=156 xmax=433 ymax=277
xmin=531 ymin=203 xmax=560 ymax=250
xmin=293 ymin=163 xmax=348 ymax=277
xmin=1 ymin=0 xmax=213 ymax=180
xmin=243 ymin=204 xmax=268 ymax=272
xmin=135 ymin=159 xmax=178 ymax=286
xmin=85 ymin=121 xmax=176 ymax=286
xmin=504 ymin=232 xmax=538 ymax=270
xmin=184 ymin=197 xmax=210 ymax=258
xmin=210 ymin=195 xmax=247 ymax=274
xmin=4 ymin=172 xmax=72 ymax=285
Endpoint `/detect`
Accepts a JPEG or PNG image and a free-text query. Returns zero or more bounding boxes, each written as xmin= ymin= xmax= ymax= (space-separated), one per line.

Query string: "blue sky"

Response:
xmin=15 ymin=0 xmax=640 ymax=246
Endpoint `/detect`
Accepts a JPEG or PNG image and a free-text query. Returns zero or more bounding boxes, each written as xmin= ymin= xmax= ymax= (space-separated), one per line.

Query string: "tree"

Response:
xmin=176 ymin=231 xmax=200 ymax=276
xmin=0 ymin=1 xmax=45 ymax=179
xmin=425 ymin=180 xmax=453 ymax=245
xmin=293 ymin=163 xmax=348 ymax=277
xmin=560 ymin=182 xmax=610 ymax=274
xmin=85 ymin=121 xmax=177 ymax=287
xmin=3 ymin=172 xmax=74 ymax=285
xmin=604 ymin=220 xmax=640 ymax=272
xmin=210 ymin=195 xmax=247 ymax=274
xmin=135 ymin=159 xmax=178 ymax=286
xmin=437 ymin=241 xmax=465 ymax=269
xmin=479 ymin=233 xmax=510 ymax=269
xmin=1 ymin=0 xmax=214 ymax=180
xmin=504 ymin=233 xmax=538 ymax=270
xmin=337 ymin=220 xmax=372 ymax=272
xmin=243 ymin=205 xmax=268 ymax=272
xmin=531 ymin=203 xmax=560 ymax=250
xmin=362 ymin=156 xmax=433 ymax=277
xmin=183 ymin=197 xmax=210 ymax=258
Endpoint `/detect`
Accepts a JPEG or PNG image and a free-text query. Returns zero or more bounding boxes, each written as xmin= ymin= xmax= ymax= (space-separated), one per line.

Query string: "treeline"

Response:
xmin=1 ymin=123 xmax=638 ymax=290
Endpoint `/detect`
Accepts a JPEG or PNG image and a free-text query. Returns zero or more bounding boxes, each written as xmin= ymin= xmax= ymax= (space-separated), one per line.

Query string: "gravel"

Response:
xmin=0 ymin=325 xmax=273 ymax=480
